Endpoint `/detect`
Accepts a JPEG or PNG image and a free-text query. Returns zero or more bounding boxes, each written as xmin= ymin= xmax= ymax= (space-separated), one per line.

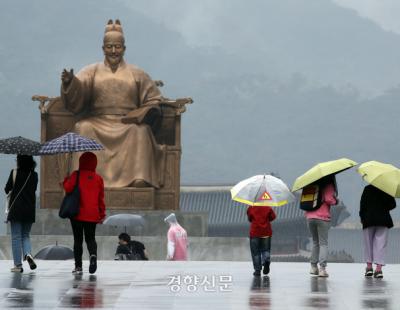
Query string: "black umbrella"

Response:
xmin=0 ymin=136 xmax=41 ymax=155
xmin=34 ymin=243 xmax=74 ymax=260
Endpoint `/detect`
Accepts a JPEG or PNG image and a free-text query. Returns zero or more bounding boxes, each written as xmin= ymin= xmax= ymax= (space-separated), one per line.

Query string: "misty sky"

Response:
xmin=334 ymin=0 xmax=400 ymax=34
xmin=0 ymin=0 xmax=399 ymax=225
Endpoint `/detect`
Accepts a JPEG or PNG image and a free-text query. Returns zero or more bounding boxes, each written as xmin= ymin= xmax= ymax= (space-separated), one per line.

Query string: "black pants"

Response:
xmin=250 ymin=237 xmax=271 ymax=272
xmin=70 ymin=220 xmax=97 ymax=268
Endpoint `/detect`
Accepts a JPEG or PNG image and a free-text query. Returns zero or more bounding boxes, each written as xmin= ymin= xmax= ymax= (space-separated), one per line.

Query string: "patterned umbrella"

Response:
xmin=39 ymin=132 xmax=104 ymax=155
xmin=0 ymin=136 xmax=41 ymax=155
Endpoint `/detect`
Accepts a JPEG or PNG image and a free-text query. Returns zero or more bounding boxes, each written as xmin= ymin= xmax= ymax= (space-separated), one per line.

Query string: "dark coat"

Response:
xmin=115 ymin=241 xmax=147 ymax=260
xmin=359 ymin=185 xmax=396 ymax=229
xmin=5 ymin=169 xmax=38 ymax=223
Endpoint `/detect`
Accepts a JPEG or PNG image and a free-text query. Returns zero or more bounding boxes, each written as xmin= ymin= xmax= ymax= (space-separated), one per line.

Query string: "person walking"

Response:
xmin=63 ymin=152 xmax=105 ymax=275
xmin=4 ymin=155 xmax=38 ymax=273
xmin=247 ymin=205 xmax=276 ymax=277
xmin=164 ymin=213 xmax=188 ymax=261
xmin=359 ymin=184 xmax=396 ymax=278
xmin=305 ymin=175 xmax=338 ymax=277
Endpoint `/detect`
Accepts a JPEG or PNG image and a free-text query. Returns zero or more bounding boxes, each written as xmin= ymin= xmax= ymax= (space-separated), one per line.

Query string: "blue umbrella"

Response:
xmin=39 ymin=132 xmax=104 ymax=155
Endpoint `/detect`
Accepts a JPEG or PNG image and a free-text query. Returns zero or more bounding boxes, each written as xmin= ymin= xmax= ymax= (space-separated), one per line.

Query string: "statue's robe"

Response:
xmin=61 ymin=60 xmax=164 ymax=188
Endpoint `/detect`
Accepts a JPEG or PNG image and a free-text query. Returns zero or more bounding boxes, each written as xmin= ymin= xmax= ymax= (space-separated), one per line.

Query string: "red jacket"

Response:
xmin=247 ymin=206 xmax=276 ymax=237
xmin=63 ymin=152 xmax=106 ymax=223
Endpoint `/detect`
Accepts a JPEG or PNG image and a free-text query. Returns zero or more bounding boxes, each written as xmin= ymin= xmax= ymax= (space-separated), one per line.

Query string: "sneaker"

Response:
xmin=11 ymin=266 xmax=23 ymax=273
xmin=72 ymin=267 xmax=83 ymax=275
xmin=365 ymin=268 xmax=373 ymax=277
xmin=253 ymin=270 xmax=261 ymax=277
xmin=318 ymin=268 xmax=329 ymax=278
xmin=25 ymin=254 xmax=37 ymax=270
xmin=263 ymin=261 xmax=270 ymax=275
xmin=310 ymin=266 xmax=319 ymax=275
xmin=374 ymin=270 xmax=383 ymax=279
xmin=89 ymin=255 xmax=97 ymax=274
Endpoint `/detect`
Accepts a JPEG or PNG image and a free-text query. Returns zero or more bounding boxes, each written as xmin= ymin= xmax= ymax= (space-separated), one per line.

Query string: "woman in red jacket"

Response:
xmin=247 ymin=205 xmax=276 ymax=276
xmin=63 ymin=152 xmax=105 ymax=275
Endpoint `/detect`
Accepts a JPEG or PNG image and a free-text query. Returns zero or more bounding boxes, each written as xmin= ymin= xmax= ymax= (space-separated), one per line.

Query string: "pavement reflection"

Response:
xmin=249 ymin=276 xmax=271 ymax=309
xmin=0 ymin=261 xmax=399 ymax=309
xmin=303 ymin=277 xmax=330 ymax=309
xmin=362 ymin=278 xmax=391 ymax=309
xmin=6 ymin=273 xmax=36 ymax=308
xmin=60 ymin=274 xmax=103 ymax=308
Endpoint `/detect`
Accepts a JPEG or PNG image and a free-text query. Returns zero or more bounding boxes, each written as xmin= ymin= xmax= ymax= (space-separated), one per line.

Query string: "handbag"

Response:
xmin=5 ymin=169 xmax=17 ymax=215
xmin=59 ymin=171 xmax=81 ymax=219
xmin=5 ymin=170 xmax=31 ymax=215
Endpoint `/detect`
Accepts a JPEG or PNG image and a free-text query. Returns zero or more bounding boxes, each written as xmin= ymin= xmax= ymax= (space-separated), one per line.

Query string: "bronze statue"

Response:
xmin=60 ymin=19 xmax=165 ymax=188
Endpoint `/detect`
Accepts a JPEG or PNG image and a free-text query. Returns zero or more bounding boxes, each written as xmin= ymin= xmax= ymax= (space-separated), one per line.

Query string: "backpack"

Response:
xmin=299 ymin=184 xmax=323 ymax=211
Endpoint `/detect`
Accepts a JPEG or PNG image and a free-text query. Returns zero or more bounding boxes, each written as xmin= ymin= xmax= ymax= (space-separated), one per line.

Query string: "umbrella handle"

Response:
xmin=68 ymin=152 xmax=72 ymax=175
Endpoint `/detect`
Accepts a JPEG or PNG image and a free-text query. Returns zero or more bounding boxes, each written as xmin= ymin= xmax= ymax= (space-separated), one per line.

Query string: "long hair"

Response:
xmin=17 ymin=155 xmax=36 ymax=171
xmin=318 ymin=175 xmax=338 ymax=195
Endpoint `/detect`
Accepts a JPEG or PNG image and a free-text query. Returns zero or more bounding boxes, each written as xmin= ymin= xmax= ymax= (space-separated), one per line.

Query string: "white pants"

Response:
xmin=363 ymin=226 xmax=388 ymax=266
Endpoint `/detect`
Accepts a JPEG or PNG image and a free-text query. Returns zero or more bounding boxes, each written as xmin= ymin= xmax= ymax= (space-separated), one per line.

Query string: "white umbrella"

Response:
xmin=103 ymin=214 xmax=145 ymax=232
xmin=231 ymin=175 xmax=295 ymax=207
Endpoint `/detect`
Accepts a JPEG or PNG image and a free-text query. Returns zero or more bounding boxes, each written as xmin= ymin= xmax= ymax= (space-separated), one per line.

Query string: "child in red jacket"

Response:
xmin=63 ymin=152 xmax=105 ymax=275
xmin=247 ymin=205 xmax=276 ymax=276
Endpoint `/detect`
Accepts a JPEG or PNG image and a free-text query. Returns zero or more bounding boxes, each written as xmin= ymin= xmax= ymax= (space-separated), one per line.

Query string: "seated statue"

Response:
xmin=60 ymin=20 xmax=164 ymax=188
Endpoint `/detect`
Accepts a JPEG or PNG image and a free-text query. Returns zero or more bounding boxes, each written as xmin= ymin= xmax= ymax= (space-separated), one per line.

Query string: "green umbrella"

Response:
xmin=357 ymin=161 xmax=400 ymax=198
xmin=292 ymin=158 xmax=357 ymax=192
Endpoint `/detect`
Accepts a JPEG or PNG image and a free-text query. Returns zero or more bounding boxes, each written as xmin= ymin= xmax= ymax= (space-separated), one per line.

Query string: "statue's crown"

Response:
xmin=105 ymin=19 xmax=123 ymax=34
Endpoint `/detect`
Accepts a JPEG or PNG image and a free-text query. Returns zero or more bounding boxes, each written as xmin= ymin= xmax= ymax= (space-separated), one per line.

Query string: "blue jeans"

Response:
xmin=250 ymin=237 xmax=271 ymax=271
xmin=10 ymin=221 xmax=33 ymax=266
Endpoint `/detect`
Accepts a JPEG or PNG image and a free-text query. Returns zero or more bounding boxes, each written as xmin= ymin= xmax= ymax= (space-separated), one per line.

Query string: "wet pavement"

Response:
xmin=0 ymin=260 xmax=399 ymax=309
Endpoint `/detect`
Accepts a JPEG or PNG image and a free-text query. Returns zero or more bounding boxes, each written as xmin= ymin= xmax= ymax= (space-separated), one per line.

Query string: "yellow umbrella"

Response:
xmin=292 ymin=158 xmax=357 ymax=192
xmin=357 ymin=161 xmax=400 ymax=198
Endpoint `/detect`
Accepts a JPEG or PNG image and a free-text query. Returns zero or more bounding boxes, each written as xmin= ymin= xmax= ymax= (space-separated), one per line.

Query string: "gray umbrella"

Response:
xmin=103 ymin=214 xmax=145 ymax=233
xmin=34 ymin=243 xmax=74 ymax=260
xmin=0 ymin=136 xmax=41 ymax=156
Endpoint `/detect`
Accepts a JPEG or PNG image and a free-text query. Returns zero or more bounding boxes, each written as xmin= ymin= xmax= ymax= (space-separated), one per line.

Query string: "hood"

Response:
xmin=79 ymin=152 xmax=97 ymax=171
xmin=164 ymin=213 xmax=178 ymax=225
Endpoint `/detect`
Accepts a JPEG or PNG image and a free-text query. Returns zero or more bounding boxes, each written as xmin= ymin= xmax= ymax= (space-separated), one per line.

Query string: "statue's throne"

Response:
xmin=33 ymin=82 xmax=192 ymax=210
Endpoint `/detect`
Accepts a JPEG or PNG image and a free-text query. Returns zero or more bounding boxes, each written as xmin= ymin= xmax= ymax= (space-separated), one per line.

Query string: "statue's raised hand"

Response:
xmin=61 ymin=69 xmax=74 ymax=87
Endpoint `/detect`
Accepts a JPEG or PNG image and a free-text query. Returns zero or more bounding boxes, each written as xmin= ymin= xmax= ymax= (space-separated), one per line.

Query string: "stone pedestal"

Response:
xmin=105 ymin=188 xmax=155 ymax=209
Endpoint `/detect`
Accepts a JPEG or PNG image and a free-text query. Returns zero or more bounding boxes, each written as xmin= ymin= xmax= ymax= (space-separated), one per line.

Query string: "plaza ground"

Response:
xmin=0 ymin=260 xmax=398 ymax=309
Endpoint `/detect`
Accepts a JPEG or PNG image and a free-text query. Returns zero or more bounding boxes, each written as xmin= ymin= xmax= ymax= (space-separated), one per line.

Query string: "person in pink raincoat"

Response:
xmin=164 ymin=213 xmax=188 ymax=260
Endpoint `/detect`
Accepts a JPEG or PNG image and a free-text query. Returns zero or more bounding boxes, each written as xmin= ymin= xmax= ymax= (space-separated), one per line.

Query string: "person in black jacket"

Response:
xmin=114 ymin=233 xmax=148 ymax=260
xmin=4 ymin=155 xmax=38 ymax=273
xmin=359 ymin=184 xmax=396 ymax=279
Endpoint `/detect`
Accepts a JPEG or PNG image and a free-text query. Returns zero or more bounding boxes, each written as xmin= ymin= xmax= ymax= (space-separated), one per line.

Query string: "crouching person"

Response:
xmin=115 ymin=233 xmax=148 ymax=260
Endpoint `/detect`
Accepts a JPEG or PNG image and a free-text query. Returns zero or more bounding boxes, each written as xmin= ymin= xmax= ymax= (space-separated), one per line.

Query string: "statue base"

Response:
xmin=27 ymin=209 xmax=208 ymax=237
xmin=105 ymin=187 xmax=155 ymax=209
xmin=42 ymin=186 xmax=180 ymax=210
